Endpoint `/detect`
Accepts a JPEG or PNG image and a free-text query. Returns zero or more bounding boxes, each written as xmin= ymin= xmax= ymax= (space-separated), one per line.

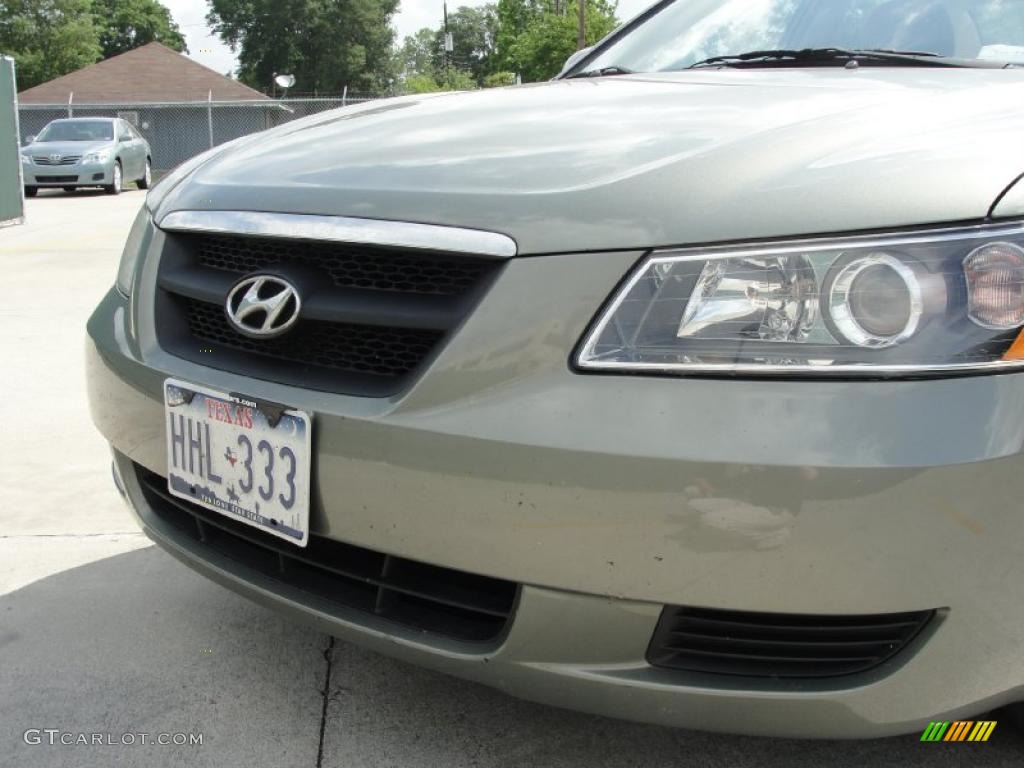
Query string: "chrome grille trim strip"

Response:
xmin=157 ymin=210 xmax=518 ymax=259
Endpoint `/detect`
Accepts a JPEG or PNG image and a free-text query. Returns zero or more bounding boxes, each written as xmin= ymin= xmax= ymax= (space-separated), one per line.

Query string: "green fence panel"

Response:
xmin=0 ymin=56 xmax=24 ymax=227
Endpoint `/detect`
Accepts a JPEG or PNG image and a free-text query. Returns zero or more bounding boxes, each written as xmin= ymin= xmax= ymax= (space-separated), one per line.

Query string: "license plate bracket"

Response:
xmin=163 ymin=379 xmax=312 ymax=547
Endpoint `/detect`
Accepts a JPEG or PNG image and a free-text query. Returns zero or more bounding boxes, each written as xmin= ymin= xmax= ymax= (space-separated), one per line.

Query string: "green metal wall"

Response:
xmin=0 ymin=56 xmax=24 ymax=227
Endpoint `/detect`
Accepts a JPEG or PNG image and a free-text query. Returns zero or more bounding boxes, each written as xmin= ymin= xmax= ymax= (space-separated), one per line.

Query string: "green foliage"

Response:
xmin=400 ymin=27 xmax=438 ymax=80
xmin=402 ymin=0 xmax=617 ymax=88
xmin=402 ymin=67 xmax=477 ymax=94
xmin=437 ymin=67 xmax=477 ymax=91
xmin=401 ymin=5 xmax=498 ymax=88
xmin=91 ymin=0 xmax=187 ymax=58
xmin=1 ymin=0 xmax=191 ymax=90
xmin=483 ymin=71 xmax=517 ymax=88
xmin=404 ymin=72 xmax=441 ymax=93
xmin=0 ymin=0 xmax=103 ymax=90
xmin=438 ymin=4 xmax=498 ymax=85
xmin=501 ymin=0 xmax=618 ymax=82
xmin=207 ymin=0 xmax=400 ymax=93
xmin=495 ymin=0 xmax=546 ymax=72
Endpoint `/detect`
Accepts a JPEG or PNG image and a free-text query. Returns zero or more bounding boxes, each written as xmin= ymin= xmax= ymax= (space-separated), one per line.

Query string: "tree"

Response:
xmin=207 ymin=0 xmax=400 ymax=94
xmin=0 ymin=0 xmax=102 ymax=89
xmin=436 ymin=4 xmax=498 ymax=85
xmin=496 ymin=0 xmax=618 ymax=81
xmin=91 ymin=0 xmax=187 ymax=58
xmin=401 ymin=6 xmax=497 ymax=88
xmin=495 ymin=0 xmax=545 ymax=72
xmin=400 ymin=27 xmax=439 ymax=79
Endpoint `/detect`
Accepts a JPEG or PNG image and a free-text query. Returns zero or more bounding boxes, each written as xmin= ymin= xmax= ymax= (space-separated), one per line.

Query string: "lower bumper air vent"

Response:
xmin=135 ymin=465 xmax=518 ymax=645
xmin=647 ymin=605 xmax=935 ymax=678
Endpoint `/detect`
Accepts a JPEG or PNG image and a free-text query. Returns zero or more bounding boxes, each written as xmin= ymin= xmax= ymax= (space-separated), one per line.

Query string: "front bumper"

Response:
xmin=25 ymin=162 xmax=112 ymax=186
xmin=87 ymin=239 xmax=1024 ymax=737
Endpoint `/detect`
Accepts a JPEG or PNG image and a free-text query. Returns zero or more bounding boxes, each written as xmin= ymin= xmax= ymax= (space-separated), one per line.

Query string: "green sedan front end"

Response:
xmin=86 ymin=0 xmax=1024 ymax=739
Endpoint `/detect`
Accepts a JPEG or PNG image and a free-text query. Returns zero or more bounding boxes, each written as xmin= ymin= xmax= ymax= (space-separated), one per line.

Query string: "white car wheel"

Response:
xmin=105 ymin=162 xmax=122 ymax=196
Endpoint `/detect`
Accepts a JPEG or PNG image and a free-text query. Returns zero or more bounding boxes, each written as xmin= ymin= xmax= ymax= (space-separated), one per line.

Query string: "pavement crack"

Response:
xmin=316 ymin=635 xmax=336 ymax=768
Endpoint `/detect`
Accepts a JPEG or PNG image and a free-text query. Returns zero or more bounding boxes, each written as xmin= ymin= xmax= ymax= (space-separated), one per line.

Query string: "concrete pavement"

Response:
xmin=1 ymin=189 xmax=1021 ymax=766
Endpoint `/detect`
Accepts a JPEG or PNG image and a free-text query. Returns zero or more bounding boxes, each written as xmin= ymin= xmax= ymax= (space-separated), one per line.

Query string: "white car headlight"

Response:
xmin=84 ymin=150 xmax=112 ymax=164
xmin=576 ymin=224 xmax=1024 ymax=376
xmin=20 ymin=154 xmax=30 ymax=164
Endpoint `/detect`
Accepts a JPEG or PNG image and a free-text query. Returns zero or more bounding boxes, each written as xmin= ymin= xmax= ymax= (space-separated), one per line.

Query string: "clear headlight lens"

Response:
xmin=115 ymin=207 xmax=155 ymax=297
xmin=964 ymin=242 xmax=1024 ymax=329
xmin=84 ymin=150 xmax=111 ymax=163
xmin=20 ymin=153 xmax=30 ymax=165
xmin=576 ymin=225 xmax=1024 ymax=376
xmin=826 ymin=253 xmax=923 ymax=347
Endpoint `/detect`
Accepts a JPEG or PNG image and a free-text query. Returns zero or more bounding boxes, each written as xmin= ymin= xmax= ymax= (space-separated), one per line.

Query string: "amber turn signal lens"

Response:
xmin=1003 ymin=329 xmax=1024 ymax=361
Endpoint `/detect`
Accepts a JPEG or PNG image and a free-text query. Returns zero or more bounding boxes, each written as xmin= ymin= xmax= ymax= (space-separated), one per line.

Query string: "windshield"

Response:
xmin=35 ymin=121 xmax=115 ymax=142
xmin=579 ymin=0 xmax=1024 ymax=73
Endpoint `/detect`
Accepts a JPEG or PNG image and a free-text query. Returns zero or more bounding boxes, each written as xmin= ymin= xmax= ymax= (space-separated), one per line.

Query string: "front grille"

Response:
xmin=196 ymin=234 xmax=490 ymax=296
xmin=648 ymin=605 xmax=935 ymax=679
xmin=33 ymin=155 xmax=81 ymax=165
xmin=34 ymin=174 xmax=78 ymax=183
xmin=156 ymin=232 xmax=501 ymax=396
xmin=136 ymin=465 xmax=518 ymax=645
xmin=185 ymin=299 xmax=443 ymax=378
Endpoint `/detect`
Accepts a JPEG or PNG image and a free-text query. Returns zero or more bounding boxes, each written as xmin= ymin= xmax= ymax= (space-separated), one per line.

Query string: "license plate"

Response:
xmin=163 ymin=379 xmax=312 ymax=547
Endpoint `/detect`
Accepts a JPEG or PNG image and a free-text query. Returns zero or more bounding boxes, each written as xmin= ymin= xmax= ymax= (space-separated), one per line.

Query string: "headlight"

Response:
xmin=576 ymin=224 xmax=1024 ymax=377
xmin=83 ymin=150 xmax=112 ymax=164
xmin=20 ymin=154 xmax=30 ymax=165
xmin=116 ymin=208 xmax=155 ymax=297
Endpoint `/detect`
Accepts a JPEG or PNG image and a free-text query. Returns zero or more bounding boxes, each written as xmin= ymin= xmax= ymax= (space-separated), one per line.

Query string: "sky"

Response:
xmin=163 ymin=0 xmax=656 ymax=78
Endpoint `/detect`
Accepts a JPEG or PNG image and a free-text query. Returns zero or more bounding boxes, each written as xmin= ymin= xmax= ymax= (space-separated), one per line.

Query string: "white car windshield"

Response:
xmin=579 ymin=0 xmax=1024 ymax=73
xmin=35 ymin=121 xmax=115 ymax=142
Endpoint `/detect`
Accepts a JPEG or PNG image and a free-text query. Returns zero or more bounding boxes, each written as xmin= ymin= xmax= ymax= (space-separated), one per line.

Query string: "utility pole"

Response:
xmin=577 ymin=0 xmax=586 ymax=50
xmin=443 ymin=2 xmax=451 ymax=80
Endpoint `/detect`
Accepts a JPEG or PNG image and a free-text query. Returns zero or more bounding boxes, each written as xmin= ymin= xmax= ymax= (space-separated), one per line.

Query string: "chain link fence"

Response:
xmin=18 ymin=96 xmax=382 ymax=172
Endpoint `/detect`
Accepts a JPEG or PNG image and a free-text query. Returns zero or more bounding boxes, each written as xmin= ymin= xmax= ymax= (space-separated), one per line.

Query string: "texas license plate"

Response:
xmin=163 ymin=379 xmax=312 ymax=547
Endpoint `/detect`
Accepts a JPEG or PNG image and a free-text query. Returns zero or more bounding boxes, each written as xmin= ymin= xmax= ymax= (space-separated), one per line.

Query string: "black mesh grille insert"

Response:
xmin=155 ymin=232 xmax=502 ymax=396
xmin=186 ymin=298 xmax=443 ymax=378
xmin=35 ymin=175 xmax=78 ymax=183
xmin=135 ymin=465 xmax=518 ymax=645
xmin=195 ymin=234 xmax=490 ymax=296
xmin=647 ymin=605 xmax=935 ymax=679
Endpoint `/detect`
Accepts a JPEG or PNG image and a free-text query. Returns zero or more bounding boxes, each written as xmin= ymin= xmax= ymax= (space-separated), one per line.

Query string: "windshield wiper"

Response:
xmin=566 ymin=65 xmax=636 ymax=79
xmin=687 ymin=47 xmax=1000 ymax=69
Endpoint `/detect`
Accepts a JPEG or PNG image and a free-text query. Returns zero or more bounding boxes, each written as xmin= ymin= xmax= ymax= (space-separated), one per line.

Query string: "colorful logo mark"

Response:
xmin=920 ymin=721 xmax=997 ymax=742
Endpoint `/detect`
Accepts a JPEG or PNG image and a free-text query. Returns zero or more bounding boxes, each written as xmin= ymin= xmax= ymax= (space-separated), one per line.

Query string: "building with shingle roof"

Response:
xmin=17 ymin=42 xmax=266 ymax=104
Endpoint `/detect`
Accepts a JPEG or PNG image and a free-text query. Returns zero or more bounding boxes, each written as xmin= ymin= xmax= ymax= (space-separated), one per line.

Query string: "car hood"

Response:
xmin=24 ymin=140 xmax=112 ymax=158
xmin=156 ymin=69 xmax=1024 ymax=255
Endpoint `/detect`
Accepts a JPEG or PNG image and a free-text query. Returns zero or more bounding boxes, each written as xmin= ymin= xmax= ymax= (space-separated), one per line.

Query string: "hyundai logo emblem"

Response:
xmin=225 ymin=275 xmax=302 ymax=338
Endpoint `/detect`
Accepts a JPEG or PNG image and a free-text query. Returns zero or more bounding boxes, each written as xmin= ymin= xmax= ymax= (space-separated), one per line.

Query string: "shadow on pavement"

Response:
xmin=0 ymin=546 xmax=324 ymax=768
xmin=1 ymin=546 xmax=1020 ymax=768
